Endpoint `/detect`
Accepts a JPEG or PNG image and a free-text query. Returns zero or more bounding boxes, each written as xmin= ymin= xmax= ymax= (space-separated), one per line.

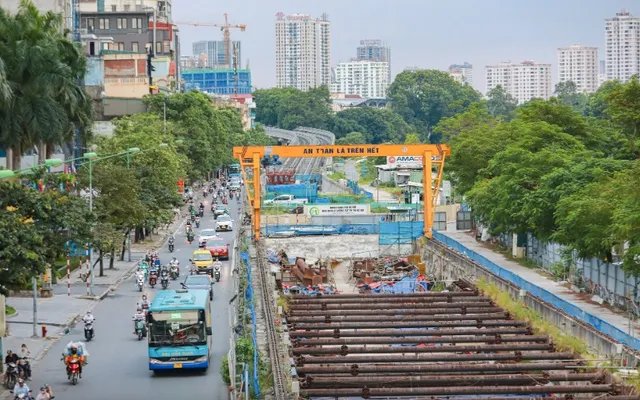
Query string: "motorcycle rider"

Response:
xmin=132 ymin=307 xmax=147 ymax=334
xmin=170 ymin=257 xmax=180 ymax=275
xmin=82 ymin=311 xmax=95 ymax=325
xmin=19 ymin=344 xmax=31 ymax=380
xmin=4 ymin=350 xmax=19 ymax=384
xmin=168 ymin=234 xmax=175 ymax=250
xmin=12 ymin=378 xmax=31 ymax=398
xmin=64 ymin=346 xmax=84 ymax=379
xmin=138 ymin=294 xmax=150 ymax=310
xmin=186 ymin=226 xmax=195 ymax=242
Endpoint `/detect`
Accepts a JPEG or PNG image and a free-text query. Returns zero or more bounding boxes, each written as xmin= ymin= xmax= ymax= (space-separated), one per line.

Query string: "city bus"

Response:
xmin=147 ymin=289 xmax=212 ymax=371
xmin=228 ymin=163 xmax=241 ymax=179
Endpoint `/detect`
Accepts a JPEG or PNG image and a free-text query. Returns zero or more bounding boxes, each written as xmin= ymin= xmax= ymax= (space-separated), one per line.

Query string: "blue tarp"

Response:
xmin=433 ymin=231 xmax=640 ymax=352
xmin=379 ymin=221 xmax=424 ymax=245
xmin=360 ymin=270 xmax=430 ymax=294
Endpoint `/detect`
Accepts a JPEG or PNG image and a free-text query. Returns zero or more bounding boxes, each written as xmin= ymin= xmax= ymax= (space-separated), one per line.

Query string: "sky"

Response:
xmin=173 ymin=0 xmax=639 ymax=94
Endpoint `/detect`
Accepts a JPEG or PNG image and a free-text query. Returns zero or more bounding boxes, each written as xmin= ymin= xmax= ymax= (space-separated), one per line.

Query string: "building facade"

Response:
xmin=275 ymin=12 xmax=331 ymax=91
xmin=605 ymin=10 xmax=640 ymax=83
xmin=192 ymin=40 xmax=241 ymax=68
xmin=448 ymin=62 xmax=473 ymax=87
xmin=485 ymin=61 xmax=552 ymax=104
xmin=557 ymin=44 xmax=599 ymax=93
xmin=356 ymin=39 xmax=391 ymax=82
xmin=332 ymin=60 xmax=389 ymax=98
xmin=2 ymin=0 xmax=72 ymax=30
xmin=181 ymin=69 xmax=251 ymax=95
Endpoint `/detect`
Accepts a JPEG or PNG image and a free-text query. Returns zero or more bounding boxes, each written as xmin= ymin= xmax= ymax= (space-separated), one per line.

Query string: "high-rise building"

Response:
xmin=275 ymin=12 xmax=331 ymax=91
xmin=332 ymin=60 xmax=389 ymax=98
xmin=599 ymin=60 xmax=607 ymax=88
xmin=192 ymin=40 xmax=242 ymax=68
xmin=356 ymin=40 xmax=391 ymax=82
xmin=448 ymin=63 xmax=473 ymax=87
xmin=557 ymin=44 xmax=599 ymax=93
xmin=485 ymin=61 xmax=552 ymax=104
xmin=605 ymin=10 xmax=640 ymax=82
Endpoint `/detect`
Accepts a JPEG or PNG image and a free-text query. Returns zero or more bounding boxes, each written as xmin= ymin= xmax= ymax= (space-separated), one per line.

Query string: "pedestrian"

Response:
xmin=20 ymin=343 xmax=31 ymax=379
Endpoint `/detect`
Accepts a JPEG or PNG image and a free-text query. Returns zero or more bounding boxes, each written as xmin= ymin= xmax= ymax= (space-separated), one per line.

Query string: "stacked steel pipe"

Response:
xmin=285 ymin=286 xmax=638 ymax=399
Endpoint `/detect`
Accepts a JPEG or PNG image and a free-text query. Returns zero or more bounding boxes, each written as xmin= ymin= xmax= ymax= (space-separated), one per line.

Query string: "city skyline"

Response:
xmin=173 ymin=0 xmax=639 ymax=92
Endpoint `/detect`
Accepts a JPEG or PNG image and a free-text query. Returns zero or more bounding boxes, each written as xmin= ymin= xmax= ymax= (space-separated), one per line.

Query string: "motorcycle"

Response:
xmin=5 ymin=362 xmax=18 ymax=388
xmin=149 ymin=270 xmax=158 ymax=288
xmin=160 ymin=270 xmax=169 ymax=289
xmin=168 ymin=238 xmax=174 ymax=253
xmin=187 ymin=233 xmax=194 ymax=244
xmin=84 ymin=321 xmax=95 ymax=341
xmin=136 ymin=274 xmax=144 ymax=291
xmin=190 ymin=214 xmax=196 ymax=222
xmin=134 ymin=319 xmax=146 ymax=340
xmin=229 ymin=191 xmax=234 ymax=199
xmin=169 ymin=263 xmax=179 ymax=280
xmin=195 ymin=218 xmax=200 ymax=228
xmin=214 ymin=265 xmax=221 ymax=282
xmin=66 ymin=358 xmax=80 ymax=385
xmin=17 ymin=357 xmax=30 ymax=380
xmin=199 ymin=209 xmax=204 ymax=218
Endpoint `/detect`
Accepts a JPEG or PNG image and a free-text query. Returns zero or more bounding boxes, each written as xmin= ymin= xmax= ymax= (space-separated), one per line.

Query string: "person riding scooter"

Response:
xmin=198 ymin=203 xmax=205 ymax=217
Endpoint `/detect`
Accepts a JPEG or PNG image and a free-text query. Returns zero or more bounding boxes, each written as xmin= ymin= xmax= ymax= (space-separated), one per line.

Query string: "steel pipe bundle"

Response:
xmin=292 ymin=343 xmax=554 ymax=355
xmin=295 ymin=352 xmax=575 ymax=365
xmin=287 ymin=301 xmax=494 ymax=311
xmin=293 ymin=334 xmax=549 ymax=346
xmin=287 ymin=312 xmax=511 ymax=323
xmin=290 ymin=306 xmax=504 ymax=316
xmin=290 ymin=319 xmax=526 ymax=330
xmin=289 ymin=327 xmax=534 ymax=338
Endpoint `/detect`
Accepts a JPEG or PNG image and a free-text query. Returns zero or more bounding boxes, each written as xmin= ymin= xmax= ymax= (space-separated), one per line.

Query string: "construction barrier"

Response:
xmin=379 ymin=221 xmax=424 ymax=245
xmin=432 ymin=231 xmax=640 ymax=352
xmin=240 ymin=251 xmax=261 ymax=398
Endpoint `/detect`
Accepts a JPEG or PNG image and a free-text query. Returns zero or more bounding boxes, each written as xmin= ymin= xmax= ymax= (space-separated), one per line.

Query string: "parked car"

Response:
xmin=263 ymin=194 xmax=308 ymax=205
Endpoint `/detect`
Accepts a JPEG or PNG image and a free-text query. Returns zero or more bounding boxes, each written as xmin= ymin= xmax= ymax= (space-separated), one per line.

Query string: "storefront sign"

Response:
xmin=304 ymin=204 xmax=370 ymax=216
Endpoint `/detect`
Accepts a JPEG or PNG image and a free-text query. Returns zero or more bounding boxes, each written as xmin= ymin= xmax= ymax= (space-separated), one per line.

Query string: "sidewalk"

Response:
xmin=2 ymin=212 xmax=187 ymax=362
xmin=440 ymin=230 xmax=640 ymax=342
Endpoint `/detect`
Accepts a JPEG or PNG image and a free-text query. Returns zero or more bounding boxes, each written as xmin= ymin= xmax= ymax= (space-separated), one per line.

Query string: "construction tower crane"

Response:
xmin=174 ymin=15 xmax=247 ymax=68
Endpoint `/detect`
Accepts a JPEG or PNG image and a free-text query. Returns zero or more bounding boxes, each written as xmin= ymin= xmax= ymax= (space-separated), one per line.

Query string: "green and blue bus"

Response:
xmin=147 ymin=289 xmax=212 ymax=371
xmin=228 ymin=163 xmax=241 ymax=179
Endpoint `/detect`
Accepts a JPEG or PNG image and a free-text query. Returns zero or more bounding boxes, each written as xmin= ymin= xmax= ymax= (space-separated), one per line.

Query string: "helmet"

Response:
xmin=17 ymin=378 xmax=24 ymax=384
xmin=86 ymin=311 xmax=91 ymax=314
xmin=137 ymin=307 xmax=142 ymax=312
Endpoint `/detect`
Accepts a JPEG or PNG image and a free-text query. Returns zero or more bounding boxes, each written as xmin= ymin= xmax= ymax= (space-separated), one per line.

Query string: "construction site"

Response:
xmin=232 ymin=137 xmax=640 ymax=400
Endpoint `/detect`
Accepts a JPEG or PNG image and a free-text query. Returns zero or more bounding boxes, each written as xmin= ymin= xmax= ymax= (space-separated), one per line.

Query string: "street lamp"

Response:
xmin=125 ymin=147 xmax=141 ymax=168
xmin=44 ymin=158 xmax=63 ymax=168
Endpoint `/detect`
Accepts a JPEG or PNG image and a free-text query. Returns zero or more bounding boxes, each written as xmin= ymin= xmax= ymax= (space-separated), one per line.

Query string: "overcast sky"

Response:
xmin=174 ymin=0 xmax=639 ymax=94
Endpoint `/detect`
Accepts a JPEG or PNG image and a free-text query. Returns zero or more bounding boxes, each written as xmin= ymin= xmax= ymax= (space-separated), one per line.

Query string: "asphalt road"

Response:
xmin=28 ymin=195 xmax=242 ymax=400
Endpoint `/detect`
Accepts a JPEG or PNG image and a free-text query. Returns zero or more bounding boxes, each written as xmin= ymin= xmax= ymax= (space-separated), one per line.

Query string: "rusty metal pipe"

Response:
xmin=291 ymin=292 xmax=480 ymax=300
xmin=292 ymin=343 xmax=553 ymax=355
xmin=290 ymin=296 xmax=489 ymax=305
xmin=412 ymin=397 xmax=639 ymax=400
xmin=296 ymin=362 xmax=582 ymax=375
xmin=293 ymin=335 xmax=549 ymax=346
xmin=289 ymin=327 xmax=533 ymax=337
xmin=289 ymin=320 xmax=526 ymax=330
xmin=287 ymin=312 xmax=510 ymax=323
xmin=288 ymin=301 xmax=494 ymax=311
xmin=295 ymin=352 xmax=575 ymax=365
xmin=288 ymin=307 xmax=504 ymax=317
xmin=302 ymin=372 xmax=603 ymax=388
xmin=299 ymin=384 xmax=614 ymax=397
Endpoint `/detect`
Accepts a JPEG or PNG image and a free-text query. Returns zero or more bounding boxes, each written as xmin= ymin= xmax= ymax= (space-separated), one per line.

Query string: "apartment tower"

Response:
xmin=332 ymin=60 xmax=390 ymax=98
xmin=448 ymin=62 xmax=473 ymax=87
xmin=485 ymin=61 xmax=552 ymax=104
xmin=275 ymin=12 xmax=331 ymax=91
xmin=557 ymin=44 xmax=599 ymax=93
xmin=605 ymin=10 xmax=640 ymax=82
xmin=356 ymin=40 xmax=391 ymax=82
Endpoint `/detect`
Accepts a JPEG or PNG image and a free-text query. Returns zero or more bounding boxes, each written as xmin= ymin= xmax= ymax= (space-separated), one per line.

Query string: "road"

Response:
xmin=28 ymin=195 xmax=242 ymax=400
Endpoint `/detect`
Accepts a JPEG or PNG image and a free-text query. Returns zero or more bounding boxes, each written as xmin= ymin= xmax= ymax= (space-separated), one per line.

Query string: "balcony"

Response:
xmin=85 ymin=27 xmax=148 ymax=35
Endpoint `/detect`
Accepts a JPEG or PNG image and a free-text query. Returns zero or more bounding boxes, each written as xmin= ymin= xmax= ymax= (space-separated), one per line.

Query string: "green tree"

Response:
xmin=554 ymin=81 xmax=588 ymax=112
xmin=387 ymin=69 xmax=482 ymax=142
xmin=335 ymin=132 xmax=366 ymax=145
xmin=328 ymin=107 xmax=412 ymax=143
xmin=404 ymin=133 xmax=420 ymax=144
xmin=604 ymin=75 xmax=640 ymax=157
xmin=486 ymin=85 xmax=518 ymax=119
xmin=0 ymin=0 xmax=92 ymax=169
xmin=434 ymin=103 xmax=499 ymax=142
xmin=253 ymin=86 xmax=332 ymax=130
xmin=609 ymin=164 xmax=640 ymax=276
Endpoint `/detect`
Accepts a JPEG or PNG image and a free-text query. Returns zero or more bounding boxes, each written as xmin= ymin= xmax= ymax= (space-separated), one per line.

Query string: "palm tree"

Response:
xmin=0 ymin=0 xmax=92 ymax=168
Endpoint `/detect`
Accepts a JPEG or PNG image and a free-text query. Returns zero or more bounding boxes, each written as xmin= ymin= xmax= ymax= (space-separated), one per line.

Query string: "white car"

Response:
xmin=198 ymin=229 xmax=219 ymax=246
xmin=215 ymin=215 xmax=233 ymax=232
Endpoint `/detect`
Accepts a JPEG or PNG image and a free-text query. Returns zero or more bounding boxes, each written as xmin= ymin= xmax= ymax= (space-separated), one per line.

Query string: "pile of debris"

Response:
xmin=268 ymin=248 xmax=331 ymax=288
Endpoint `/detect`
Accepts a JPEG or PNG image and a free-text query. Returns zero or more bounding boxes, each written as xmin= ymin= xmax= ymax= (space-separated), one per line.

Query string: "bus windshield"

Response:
xmin=148 ymin=310 xmax=207 ymax=346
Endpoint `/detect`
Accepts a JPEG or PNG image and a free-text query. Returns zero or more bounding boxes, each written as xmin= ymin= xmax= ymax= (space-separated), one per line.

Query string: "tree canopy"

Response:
xmin=447 ymin=77 xmax=640 ymax=277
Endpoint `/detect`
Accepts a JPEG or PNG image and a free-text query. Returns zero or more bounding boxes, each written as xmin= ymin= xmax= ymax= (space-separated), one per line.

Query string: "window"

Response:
xmin=101 ymin=42 xmax=109 ymax=50
xmin=131 ymin=42 xmax=139 ymax=52
xmin=99 ymin=18 xmax=109 ymax=29
xmin=111 ymin=5 xmax=116 ymax=11
xmin=117 ymin=18 xmax=127 ymax=29
xmin=156 ymin=41 xmax=161 ymax=54
xmin=117 ymin=42 xmax=125 ymax=51
xmin=131 ymin=18 xmax=142 ymax=29
xmin=86 ymin=18 xmax=94 ymax=30
xmin=163 ymin=40 xmax=170 ymax=54
xmin=124 ymin=4 xmax=130 ymax=11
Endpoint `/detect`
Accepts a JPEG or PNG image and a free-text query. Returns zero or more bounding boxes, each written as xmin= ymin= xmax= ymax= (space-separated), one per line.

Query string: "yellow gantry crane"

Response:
xmin=232 ymin=144 xmax=451 ymax=240
xmin=174 ymin=14 xmax=247 ymax=67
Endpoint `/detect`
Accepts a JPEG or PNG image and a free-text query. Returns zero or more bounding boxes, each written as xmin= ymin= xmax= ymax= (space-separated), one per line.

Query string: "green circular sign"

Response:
xmin=309 ymin=207 xmax=320 ymax=216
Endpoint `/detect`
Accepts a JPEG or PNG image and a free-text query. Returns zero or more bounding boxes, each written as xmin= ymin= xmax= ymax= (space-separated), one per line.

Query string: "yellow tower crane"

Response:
xmin=174 ymin=15 xmax=247 ymax=68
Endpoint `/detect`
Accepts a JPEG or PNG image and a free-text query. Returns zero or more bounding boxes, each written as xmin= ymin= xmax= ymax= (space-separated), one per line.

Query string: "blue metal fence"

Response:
xmin=266 ymin=183 xmax=318 ymax=201
xmin=240 ymin=251 xmax=261 ymax=398
xmin=432 ymin=231 xmax=640 ymax=352
xmin=347 ymin=179 xmax=374 ymax=199
xmin=379 ymin=221 xmax=424 ymax=245
xmin=264 ymin=223 xmax=378 ymax=236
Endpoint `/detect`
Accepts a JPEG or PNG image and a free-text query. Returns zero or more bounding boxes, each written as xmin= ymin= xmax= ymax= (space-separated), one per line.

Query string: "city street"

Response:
xmin=26 ymin=196 xmax=242 ymax=400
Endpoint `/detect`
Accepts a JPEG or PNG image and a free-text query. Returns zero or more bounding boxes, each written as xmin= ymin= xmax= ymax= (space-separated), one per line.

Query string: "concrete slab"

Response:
xmin=264 ymin=235 xmax=412 ymax=260
xmin=441 ymin=231 xmax=640 ymax=339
